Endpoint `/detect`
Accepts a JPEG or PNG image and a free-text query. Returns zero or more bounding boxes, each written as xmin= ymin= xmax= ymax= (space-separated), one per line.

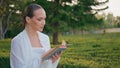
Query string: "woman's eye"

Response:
xmin=37 ymin=19 xmax=42 ymax=21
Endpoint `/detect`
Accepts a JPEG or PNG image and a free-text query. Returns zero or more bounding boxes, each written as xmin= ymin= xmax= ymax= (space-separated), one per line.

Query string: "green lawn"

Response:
xmin=0 ymin=33 xmax=120 ymax=68
xmin=0 ymin=39 xmax=11 ymax=68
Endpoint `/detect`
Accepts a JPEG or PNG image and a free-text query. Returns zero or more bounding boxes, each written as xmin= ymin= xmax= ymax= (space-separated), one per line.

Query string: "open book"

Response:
xmin=42 ymin=40 xmax=67 ymax=60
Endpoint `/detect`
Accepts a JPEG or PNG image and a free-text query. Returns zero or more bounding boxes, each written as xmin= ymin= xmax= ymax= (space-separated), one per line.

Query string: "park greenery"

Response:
xmin=0 ymin=0 xmax=110 ymax=44
xmin=0 ymin=33 xmax=120 ymax=68
xmin=0 ymin=0 xmax=120 ymax=68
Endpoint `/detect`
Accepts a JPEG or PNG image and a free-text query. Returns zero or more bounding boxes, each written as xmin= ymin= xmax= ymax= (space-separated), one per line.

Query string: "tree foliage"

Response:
xmin=0 ymin=0 xmax=34 ymax=39
xmin=0 ymin=0 xmax=22 ymax=39
xmin=0 ymin=0 xmax=109 ymax=45
xmin=39 ymin=0 xmax=108 ymax=44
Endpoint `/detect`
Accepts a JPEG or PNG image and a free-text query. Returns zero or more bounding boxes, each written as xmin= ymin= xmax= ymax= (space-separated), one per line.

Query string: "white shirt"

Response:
xmin=10 ymin=29 xmax=60 ymax=68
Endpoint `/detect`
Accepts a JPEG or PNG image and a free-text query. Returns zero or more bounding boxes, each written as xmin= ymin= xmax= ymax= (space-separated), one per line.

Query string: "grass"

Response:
xmin=0 ymin=39 xmax=11 ymax=68
xmin=0 ymin=33 xmax=120 ymax=68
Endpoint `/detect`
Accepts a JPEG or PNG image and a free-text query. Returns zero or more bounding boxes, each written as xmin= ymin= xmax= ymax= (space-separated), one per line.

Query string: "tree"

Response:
xmin=31 ymin=0 xmax=108 ymax=44
xmin=69 ymin=0 xmax=108 ymax=31
xmin=3 ymin=0 xmax=108 ymax=44
xmin=0 ymin=0 xmax=21 ymax=39
xmin=32 ymin=0 xmax=72 ymax=44
xmin=116 ymin=16 xmax=120 ymax=27
xmin=0 ymin=0 xmax=34 ymax=39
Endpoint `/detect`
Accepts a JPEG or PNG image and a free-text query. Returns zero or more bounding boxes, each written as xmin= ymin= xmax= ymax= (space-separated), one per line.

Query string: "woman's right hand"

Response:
xmin=51 ymin=52 xmax=62 ymax=63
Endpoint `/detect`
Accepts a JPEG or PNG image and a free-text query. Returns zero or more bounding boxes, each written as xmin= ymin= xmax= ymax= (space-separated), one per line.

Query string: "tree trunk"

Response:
xmin=0 ymin=17 xmax=3 ymax=39
xmin=52 ymin=22 xmax=59 ymax=44
xmin=4 ymin=12 xmax=12 ymax=37
xmin=53 ymin=31 xmax=59 ymax=44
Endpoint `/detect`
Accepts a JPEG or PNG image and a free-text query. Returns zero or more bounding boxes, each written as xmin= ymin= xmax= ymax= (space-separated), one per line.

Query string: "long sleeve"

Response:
xmin=40 ymin=58 xmax=60 ymax=68
xmin=46 ymin=36 xmax=60 ymax=68
xmin=52 ymin=58 xmax=60 ymax=68
xmin=10 ymin=38 xmax=26 ymax=68
xmin=10 ymin=36 xmax=31 ymax=68
xmin=38 ymin=32 xmax=60 ymax=68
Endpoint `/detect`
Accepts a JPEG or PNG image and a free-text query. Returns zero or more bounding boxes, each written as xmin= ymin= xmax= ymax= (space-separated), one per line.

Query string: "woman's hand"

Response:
xmin=51 ymin=52 xmax=62 ymax=63
xmin=51 ymin=40 xmax=67 ymax=63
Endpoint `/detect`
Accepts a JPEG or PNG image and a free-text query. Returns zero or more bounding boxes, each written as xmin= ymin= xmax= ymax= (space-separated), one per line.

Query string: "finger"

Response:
xmin=52 ymin=55 xmax=56 ymax=58
xmin=59 ymin=51 xmax=62 ymax=55
xmin=52 ymin=54 xmax=57 ymax=59
xmin=58 ymin=52 xmax=62 ymax=57
xmin=55 ymin=53 xmax=58 ymax=57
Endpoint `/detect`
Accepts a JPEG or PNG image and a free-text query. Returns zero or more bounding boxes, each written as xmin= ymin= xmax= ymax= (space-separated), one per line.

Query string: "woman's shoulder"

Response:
xmin=39 ymin=32 xmax=49 ymax=37
xmin=38 ymin=31 xmax=49 ymax=39
xmin=12 ymin=30 xmax=25 ymax=42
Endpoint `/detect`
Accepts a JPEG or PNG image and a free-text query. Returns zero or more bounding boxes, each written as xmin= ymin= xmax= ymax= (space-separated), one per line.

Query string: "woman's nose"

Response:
xmin=42 ymin=20 xmax=45 ymax=26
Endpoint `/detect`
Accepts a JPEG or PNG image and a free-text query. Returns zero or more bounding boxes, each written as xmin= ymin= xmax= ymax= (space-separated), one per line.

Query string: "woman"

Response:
xmin=10 ymin=4 xmax=63 ymax=68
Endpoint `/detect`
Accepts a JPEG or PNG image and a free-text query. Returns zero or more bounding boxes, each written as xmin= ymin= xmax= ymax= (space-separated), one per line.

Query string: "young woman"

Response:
xmin=10 ymin=4 xmax=63 ymax=68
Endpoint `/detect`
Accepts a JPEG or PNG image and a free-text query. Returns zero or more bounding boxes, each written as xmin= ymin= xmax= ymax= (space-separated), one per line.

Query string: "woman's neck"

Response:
xmin=25 ymin=25 xmax=38 ymax=37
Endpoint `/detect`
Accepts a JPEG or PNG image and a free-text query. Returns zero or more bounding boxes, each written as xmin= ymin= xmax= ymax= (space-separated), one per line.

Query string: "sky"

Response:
xmin=101 ymin=0 xmax=120 ymax=17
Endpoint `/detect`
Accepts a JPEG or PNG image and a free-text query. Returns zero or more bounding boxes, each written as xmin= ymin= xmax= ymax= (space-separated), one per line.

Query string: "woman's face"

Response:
xmin=28 ymin=8 xmax=46 ymax=32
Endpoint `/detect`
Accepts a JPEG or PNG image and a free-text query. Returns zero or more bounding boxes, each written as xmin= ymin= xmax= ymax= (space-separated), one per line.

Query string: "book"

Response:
xmin=42 ymin=40 xmax=67 ymax=60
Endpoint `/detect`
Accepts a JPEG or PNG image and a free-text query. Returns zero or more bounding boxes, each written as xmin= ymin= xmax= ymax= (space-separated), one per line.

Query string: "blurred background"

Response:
xmin=0 ymin=0 xmax=120 ymax=68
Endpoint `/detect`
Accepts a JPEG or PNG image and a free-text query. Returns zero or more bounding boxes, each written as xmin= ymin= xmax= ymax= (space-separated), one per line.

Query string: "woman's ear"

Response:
xmin=25 ymin=16 xmax=31 ymax=23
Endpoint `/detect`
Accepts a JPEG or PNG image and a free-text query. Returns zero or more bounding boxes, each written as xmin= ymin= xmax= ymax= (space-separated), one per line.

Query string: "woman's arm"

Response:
xmin=10 ymin=38 xmax=26 ymax=68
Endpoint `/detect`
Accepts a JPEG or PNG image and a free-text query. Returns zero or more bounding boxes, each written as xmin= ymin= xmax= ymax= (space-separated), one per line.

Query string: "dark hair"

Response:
xmin=22 ymin=4 xmax=42 ymax=28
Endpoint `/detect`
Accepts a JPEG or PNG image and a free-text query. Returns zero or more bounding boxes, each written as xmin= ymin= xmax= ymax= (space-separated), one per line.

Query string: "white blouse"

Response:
xmin=31 ymin=47 xmax=45 ymax=68
xmin=10 ymin=29 xmax=60 ymax=68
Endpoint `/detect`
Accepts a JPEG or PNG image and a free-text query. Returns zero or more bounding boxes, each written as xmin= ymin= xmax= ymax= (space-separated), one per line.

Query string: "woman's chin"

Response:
xmin=38 ymin=29 xmax=43 ymax=32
